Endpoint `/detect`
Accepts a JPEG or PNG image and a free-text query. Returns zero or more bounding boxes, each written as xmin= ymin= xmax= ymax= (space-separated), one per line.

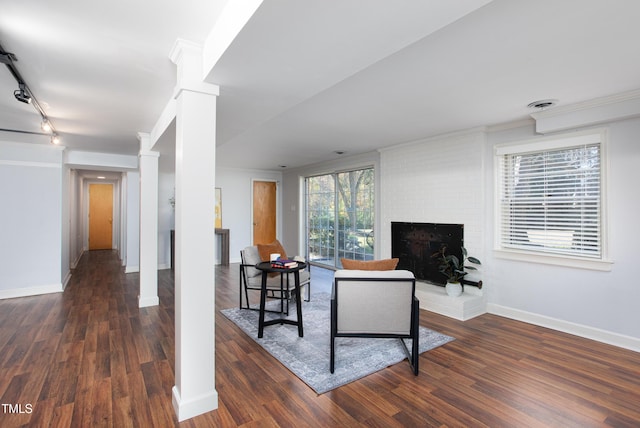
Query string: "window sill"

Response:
xmin=493 ymin=249 xmax=613 ymax=271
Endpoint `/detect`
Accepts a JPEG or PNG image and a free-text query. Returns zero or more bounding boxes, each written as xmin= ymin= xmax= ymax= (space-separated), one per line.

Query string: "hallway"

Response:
xmin=0 ymin=250 xmax=180 ymax=427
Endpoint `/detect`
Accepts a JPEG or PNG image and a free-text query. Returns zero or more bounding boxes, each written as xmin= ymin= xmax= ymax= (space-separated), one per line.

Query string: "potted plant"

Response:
xmin=431 ymin=246 xmax=481 ymax=297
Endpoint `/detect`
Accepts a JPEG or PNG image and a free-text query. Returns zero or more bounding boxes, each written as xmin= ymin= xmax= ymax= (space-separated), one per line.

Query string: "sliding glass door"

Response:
xmin=305 ymin=167 xmax=374 ymax=268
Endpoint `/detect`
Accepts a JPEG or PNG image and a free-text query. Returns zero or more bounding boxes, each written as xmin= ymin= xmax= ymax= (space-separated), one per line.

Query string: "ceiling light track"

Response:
xmin=1 ymin=42 xmax=60 ymax=145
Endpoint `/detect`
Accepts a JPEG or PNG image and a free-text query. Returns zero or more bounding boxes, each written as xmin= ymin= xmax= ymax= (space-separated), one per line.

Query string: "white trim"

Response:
xmin=494 ymin=128 xmax=605 ymax=155
xmin=149 ymin=100 xmax=176 ymax=149
xmin=531 ymin=89 xmax=640 ymax=134
xmin=62 ymin=271 xmax=72 ymax=290
xmin=138 ymin=295 xmax=160 ymax=308
xmin=71 ymin=249 xmax=83 ymax=269
xmin=202 ymin=0 xmax=263 ymax=76
xmin=172 ymin=385 xmax=218 ymax=422
xmin=486 ymin=118 xmax=535 ymax=133
xmin=531 ymin=88 xmax=640 ymax=119
xmin=125 ymin=265 xmax=140 ymax=273
xmin=494 ymin=128 xmax=610 ymax=268
xmin=0 ymin=159 xmax=62 ymax=168
xmin=0 ymin=283 xmax=64 ymax=300
xmin=378 ymin=126 xmax=487 ymax=154
xmin=493 ymin=249 xmax=613 ymax=271
xmin=488 ymin=303 xmax=640 ymax=353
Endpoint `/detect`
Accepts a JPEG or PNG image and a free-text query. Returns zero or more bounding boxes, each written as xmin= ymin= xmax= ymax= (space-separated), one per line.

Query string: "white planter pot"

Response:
xmin=445 ymin=282 xmax=463 ymax=297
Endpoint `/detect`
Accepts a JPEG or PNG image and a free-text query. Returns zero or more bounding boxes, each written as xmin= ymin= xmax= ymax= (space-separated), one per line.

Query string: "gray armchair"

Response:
xmin=330 ymin=269 xmax=419 ymax=375
xmin=239 ymin=246 xmax=311 ymax=314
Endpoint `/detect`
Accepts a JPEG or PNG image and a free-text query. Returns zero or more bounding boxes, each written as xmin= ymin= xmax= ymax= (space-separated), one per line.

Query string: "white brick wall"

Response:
xmin=379 ymin=130 xmax=486 ymax=265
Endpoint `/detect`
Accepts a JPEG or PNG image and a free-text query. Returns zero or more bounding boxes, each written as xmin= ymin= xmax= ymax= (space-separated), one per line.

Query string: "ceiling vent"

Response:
xmin=527 ymin=99 xmax=558 ymax=110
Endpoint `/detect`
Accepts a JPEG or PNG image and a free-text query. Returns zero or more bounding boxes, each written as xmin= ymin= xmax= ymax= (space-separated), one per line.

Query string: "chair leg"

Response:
xmin=305 ymin=264 xmax=311 ymax=302
xmin=304 ymin=280 xmax=311 ymax=302
xmin=330 ymin=335 xmax=335 ymax=373
xmin=411 ymin=298 xmax=419 ymax=375
xmin=240 ymin=264 xmax=249 ymax=309
xmin=280 ymin=274 xmax=285 ymax=315
xmin=412 ymin=334 xmax=419 ymax=375
xmin=330 ymin=296 xmax=336 ymax=373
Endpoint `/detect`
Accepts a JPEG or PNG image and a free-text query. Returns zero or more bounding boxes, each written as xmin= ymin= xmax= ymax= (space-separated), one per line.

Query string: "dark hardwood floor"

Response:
xmin=1 ymin=250 xmax=639 ymax=427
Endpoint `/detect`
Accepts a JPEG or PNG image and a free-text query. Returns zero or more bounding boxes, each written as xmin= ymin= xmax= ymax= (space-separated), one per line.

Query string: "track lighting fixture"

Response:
xmin=14 ymin=83 xmax=31 ymax=104
xmin=2 ymin=43 xmax=62 ymax=145
xmin=41 ymin=119 xmax=52 ymax=132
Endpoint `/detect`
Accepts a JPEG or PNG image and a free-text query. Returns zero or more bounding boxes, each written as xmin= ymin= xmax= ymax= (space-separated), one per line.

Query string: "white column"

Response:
xmin=138 ymin=132 xmax=160 ymax=307
xmin=170 ymin=40 xmax=220 ymax=421
xmin=125 ymin=171 xmax=140 ymax=273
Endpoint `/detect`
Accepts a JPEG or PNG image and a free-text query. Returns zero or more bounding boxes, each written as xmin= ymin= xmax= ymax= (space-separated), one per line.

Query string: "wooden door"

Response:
xmin=253 ymin=181 xmax=277 ymax=245
xmin=89 ymin=183 xmax=113 ymax=250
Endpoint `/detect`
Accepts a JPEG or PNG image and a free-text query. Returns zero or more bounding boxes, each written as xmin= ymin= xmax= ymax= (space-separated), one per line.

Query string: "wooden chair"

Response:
xmin=330 ymin=269 xmax=419 ymax=375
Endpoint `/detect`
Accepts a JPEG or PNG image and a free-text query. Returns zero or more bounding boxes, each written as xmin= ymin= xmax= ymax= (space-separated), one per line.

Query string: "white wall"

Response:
xmin=69 ymin=169 xmax=83 ymax=268
xmin=61 ymin=165 xmax=71 ymax=287
xmin=0 ymin=141 xmax=65 ymax=297
xmin=486 ymin=119 xmax=640 ymax=344
xmin=215 ymin=167 xmax=282 ymax=263
xmin=379 ymin=131 xmax=486 ymax=267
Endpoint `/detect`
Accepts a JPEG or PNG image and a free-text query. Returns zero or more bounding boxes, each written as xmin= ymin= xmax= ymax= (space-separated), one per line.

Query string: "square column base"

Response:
xmin=138 ymin=295 xmax=160 ymax=308
xmin=172 ymin=385 xmax=218 ymax=422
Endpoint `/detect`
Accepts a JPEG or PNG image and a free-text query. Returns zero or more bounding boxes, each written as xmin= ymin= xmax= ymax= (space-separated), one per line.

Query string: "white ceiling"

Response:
xmin=2 ymin=0 xmax=640 ymax=171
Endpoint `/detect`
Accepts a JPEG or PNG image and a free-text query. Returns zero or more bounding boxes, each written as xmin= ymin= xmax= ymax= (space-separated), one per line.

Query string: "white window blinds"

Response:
xmin=497 ymin=134 xmax=602 ymax=259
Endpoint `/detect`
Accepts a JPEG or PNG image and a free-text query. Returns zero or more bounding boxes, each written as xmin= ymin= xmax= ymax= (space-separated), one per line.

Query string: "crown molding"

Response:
xmin=531 ymin=88 xmax=640 ymax=134
xmin=531 ymin=88 xmax=640 ymax=120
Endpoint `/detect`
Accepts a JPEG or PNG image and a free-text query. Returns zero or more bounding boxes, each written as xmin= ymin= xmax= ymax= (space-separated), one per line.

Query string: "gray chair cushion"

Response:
xmin=242 ymin=246 xmax=262 ymax=278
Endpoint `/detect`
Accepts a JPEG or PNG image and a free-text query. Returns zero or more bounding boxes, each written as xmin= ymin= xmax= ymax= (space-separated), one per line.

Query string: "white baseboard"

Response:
xmin=71 ymin=250 xmax=84 ymax=269
xmin=125 ymin=265 xmax=140 ymax=273
xmin=62 ymin=271 xmax=72 ymax=290
xmin=138 ymin=295 xmax=159 ymax=308
xmin=0 ymin=283 xmax=64 ymax=300
xmin=488 ymin=303 xmax=640 ymax=353
xmin=172 ymin=386 xmax=218 ymax=422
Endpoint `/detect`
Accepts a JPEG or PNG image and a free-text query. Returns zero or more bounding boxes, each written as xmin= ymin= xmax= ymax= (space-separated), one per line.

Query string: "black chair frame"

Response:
xmin=239 ymin=250 xmax=310 ymax=315
xmin=330 ymin=276 xmax=419 ymax=375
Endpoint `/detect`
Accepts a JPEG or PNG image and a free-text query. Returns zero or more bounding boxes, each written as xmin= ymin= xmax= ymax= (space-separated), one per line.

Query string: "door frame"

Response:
xmin=83 ymin=179 xmax=121 ymax=253
xmin=88 ymin=183 xmax=114 ymax=250
xmin=250 ymin=178 xmax=280 ymax=245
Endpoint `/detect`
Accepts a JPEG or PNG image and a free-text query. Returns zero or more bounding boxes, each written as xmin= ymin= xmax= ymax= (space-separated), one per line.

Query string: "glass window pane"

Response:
xmin=498 ymin=138 xmax=602 ymax=259
xmin=306 ymin=167 xmax=374 ymax=268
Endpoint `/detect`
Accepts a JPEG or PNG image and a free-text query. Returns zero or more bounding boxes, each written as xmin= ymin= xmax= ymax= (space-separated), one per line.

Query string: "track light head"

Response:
xmin=41 ymin=119 xmax=52 ymax=132
xmin=14 ymin=83 xmax=31 ymax=104
xmin=51 ymin=133 xmax=61 ymax=145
